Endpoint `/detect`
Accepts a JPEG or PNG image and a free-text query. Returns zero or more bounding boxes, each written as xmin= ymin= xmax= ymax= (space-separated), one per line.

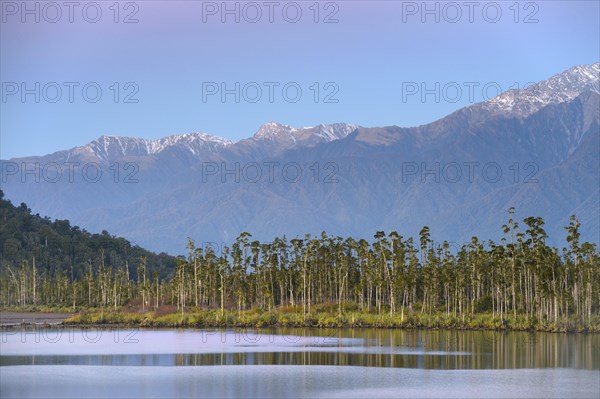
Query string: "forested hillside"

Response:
xmin=0 ymin=190 xmax=177 ymax=297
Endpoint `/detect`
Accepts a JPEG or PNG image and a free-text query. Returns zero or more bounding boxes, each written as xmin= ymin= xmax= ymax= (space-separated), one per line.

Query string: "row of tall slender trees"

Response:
xmin=1 ymin=209 xmax=598 ymax=325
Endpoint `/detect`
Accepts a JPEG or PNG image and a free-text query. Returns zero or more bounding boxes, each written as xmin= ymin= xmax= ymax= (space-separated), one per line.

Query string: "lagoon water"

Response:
xmin=1 ymin=328 xmax=598 ymax=398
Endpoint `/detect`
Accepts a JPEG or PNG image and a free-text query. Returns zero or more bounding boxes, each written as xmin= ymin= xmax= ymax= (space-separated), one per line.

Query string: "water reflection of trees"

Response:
xmin=2 ymin=330 xmax=597 ymax=369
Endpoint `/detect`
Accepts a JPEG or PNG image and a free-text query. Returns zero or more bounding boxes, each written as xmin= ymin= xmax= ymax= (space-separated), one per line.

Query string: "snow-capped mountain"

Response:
xmin=481 ymin=63 xmax=599 ymax=117
xmin=311 ymin=123 xmax=362 ymax=141
xmin=252 ymin=122 xmax=297 ymax=140
xmin=79 ymin=133 xmax=233 ymax=162
xmin=251 ymin=122 xmax=360 ymax=144
xmin=17 ymin=123 xmax=360 ymax=164
xmin=2 ymin=63 xmax=598 ymax=254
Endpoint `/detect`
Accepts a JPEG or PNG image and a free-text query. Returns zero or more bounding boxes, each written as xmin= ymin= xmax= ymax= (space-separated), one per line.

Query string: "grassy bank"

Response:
xmin=51 ymin=305 xmax=599 ymax=333
xmin=0 ymin=305 xmax=85 ymax=314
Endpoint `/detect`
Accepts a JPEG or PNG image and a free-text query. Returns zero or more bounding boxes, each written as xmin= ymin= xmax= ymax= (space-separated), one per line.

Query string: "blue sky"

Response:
xmin=1 ymin=0 xmax=599 ymax=159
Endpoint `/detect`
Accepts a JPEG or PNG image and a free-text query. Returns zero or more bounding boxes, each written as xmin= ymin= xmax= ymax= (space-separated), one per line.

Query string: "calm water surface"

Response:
xmin=1 ymin=328 xmax=598 ymax=398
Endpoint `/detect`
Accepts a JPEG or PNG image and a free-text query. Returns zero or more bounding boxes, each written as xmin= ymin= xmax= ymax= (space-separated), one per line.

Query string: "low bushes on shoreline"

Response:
xmin=52 ymin=306 xmax=600 ymax=333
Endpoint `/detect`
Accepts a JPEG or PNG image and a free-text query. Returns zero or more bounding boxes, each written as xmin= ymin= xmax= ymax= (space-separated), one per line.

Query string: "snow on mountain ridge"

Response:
xmin=252 ymin=122 xmax=359 ymax=143
xmin=66 ymin=122 xmax=360 ymax=162
xmin=481 ymin=63 xmax=599 ymax=117
xmin=253 ymin=122 xmax=297 ymax=140
xmin=313 ymin=123 xmax=361 ymax=141
xmin=63 ymin=63 xmax=599 ymax=162
xmin=84 ymin=133 xmax=233 ymax=161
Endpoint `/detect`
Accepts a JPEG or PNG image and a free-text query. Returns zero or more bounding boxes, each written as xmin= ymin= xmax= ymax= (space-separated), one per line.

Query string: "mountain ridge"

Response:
xmin=10 ymin=62 xmax=597 ymax=163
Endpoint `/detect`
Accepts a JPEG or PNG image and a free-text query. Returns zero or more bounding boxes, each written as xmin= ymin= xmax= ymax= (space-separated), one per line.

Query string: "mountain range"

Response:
xmin=2 ymin=63 xmax=598 ymax=255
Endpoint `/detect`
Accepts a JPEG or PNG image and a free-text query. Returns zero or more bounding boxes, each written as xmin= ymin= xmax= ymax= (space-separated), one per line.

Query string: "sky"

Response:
xmin=1 ymin=0 xmax=599 ymax=159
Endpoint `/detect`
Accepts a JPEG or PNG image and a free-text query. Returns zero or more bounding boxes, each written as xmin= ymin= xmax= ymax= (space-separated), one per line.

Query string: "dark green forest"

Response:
xmin=1 ymin=190 xmax=598 ymax=331
xmin=0 ymin=190 xmax=176 ymax=305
